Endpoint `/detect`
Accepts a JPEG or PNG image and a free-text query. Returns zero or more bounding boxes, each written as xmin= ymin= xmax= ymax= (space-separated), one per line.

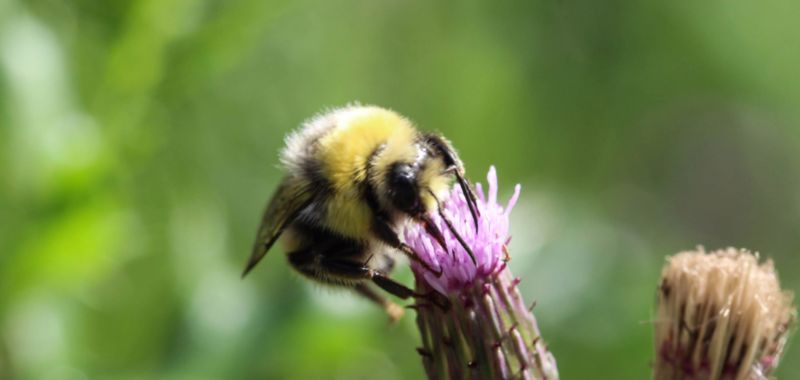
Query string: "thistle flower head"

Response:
xmin=654 ymin=248 xmax=796 ymax=380
xmin=408 ymin=167 xmax=558 ymax=380
xmin=404 ymin=166 xmax=520 ymax=295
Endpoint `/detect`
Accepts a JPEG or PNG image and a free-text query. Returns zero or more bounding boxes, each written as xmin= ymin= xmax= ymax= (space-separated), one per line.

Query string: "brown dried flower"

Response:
xmin=654 ymin=248 xmax=796 ymax=380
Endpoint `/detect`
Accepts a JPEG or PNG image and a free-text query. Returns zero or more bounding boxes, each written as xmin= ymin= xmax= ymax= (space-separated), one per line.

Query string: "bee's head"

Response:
xmin=387 ymin=162 xmax=423 ymax=216
xmin=385 ymin=159 xmax=450 ymax=218
xmin=385 ymin=159 xmax=480 ymax=265
xmin=371 ymin=135 xmax=481 ymax=264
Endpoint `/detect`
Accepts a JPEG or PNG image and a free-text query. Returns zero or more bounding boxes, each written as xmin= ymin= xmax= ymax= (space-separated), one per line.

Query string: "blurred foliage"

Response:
xmin=1 ymin=0 xmax=800 ymax=379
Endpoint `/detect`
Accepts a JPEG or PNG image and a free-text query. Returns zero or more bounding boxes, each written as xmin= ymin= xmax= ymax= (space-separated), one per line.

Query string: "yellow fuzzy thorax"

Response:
xmin=418 ymin=159 xmax=449 ymax=210
xmin=319 ymin=107 xmax=417 ymax=187
xmin=317 ymin=107 xmax=418 ymax=238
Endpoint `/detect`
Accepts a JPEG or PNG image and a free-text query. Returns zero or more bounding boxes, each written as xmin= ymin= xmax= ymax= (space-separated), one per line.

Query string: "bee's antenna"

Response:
xmin=454 ymin=172 xmax=481 ymax=232
xmin=439 ymin=207 xmax=477 ymax=266
xmin=428 ymin=190 xmax=477 ymax=266
xmin=420 ymin=214 xmax=449 ymax=254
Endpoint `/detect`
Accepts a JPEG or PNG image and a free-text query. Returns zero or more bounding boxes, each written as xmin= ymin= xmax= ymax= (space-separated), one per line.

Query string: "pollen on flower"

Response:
xmin=403 ymin=166 xmax=520 ymax=295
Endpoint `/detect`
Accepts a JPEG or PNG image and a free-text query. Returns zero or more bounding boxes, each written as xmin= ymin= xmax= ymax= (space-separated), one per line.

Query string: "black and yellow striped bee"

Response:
xmin=242 ymin=105 xmax=478 ymax=320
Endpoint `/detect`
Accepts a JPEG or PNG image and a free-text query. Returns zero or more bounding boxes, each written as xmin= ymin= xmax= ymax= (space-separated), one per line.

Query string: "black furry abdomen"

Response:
xmin=284 ymin=219 xmax=395 ymax=287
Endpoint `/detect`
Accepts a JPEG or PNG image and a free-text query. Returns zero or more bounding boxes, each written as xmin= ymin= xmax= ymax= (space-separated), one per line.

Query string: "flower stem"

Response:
xmin=414 ymin=265 xmax=558 ymax=380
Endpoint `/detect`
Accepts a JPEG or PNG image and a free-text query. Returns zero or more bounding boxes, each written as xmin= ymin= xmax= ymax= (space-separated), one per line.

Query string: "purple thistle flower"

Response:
xmin=406 ymin=166 xmax=558 ymax=380
xmin=404 ymin=166 xmax=519 ymax=295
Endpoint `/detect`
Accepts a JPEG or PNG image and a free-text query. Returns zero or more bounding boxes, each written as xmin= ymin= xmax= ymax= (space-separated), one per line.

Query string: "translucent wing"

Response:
xmin=242 ymin=176 xmax=314 ymax=277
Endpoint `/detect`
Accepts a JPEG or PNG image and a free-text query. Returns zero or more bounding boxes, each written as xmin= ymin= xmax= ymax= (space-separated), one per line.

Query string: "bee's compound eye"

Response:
xmin=388 ymin=163 xmax=420 ymax=214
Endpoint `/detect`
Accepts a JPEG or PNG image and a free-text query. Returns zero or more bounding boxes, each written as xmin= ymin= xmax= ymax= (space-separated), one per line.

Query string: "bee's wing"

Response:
xmin=242 ymin=176 xmax=314 ymax=277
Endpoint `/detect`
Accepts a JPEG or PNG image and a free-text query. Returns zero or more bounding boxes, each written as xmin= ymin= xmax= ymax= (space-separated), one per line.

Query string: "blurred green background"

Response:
xmin=1 ymin=0 xmax=799 ymax=379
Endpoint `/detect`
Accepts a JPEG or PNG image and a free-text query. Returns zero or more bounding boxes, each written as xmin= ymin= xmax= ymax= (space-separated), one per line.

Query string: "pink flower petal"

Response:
xmin=404 ymin=166 xmax=522 ymax=294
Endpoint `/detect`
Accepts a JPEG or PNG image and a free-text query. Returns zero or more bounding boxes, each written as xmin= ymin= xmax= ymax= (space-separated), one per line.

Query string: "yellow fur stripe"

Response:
xmin=319 ymin=107 xmax=416 ymax=189
xmin=317 ymin=107 xmax=417 ymax=238
xmin=418 ymin=159 xmax=449 ymax=211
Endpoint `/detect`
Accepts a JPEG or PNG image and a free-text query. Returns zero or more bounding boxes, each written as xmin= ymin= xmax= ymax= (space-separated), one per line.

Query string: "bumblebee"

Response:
xmin=242 ymin=105 xmax=479 ymax=320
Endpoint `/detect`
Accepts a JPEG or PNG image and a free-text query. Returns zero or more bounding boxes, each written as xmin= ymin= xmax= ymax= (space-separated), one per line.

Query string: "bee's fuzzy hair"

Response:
xmin=280 ymin=104 xmax=367 ymax=175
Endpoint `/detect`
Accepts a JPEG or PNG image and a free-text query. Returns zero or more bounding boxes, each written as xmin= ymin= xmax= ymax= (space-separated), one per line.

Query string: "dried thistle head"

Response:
xmin=654 ymin=248 xmax=796 ymax=380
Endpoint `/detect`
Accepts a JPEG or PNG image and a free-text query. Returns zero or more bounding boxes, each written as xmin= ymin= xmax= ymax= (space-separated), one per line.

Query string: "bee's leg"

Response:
xmin=323 ymin=257 xmax=415 ymax=298
xmin=289 ymin=250 xmax=448 ymax=313
xmin=371 ymin=219 xmax=442 ymax=277
xmin=363 ymin=262 xmax=450 ymax=310
xmin=289 ymin=248 xmax=416 ymax=299
xmin=354 ymin=283 xmax=404 ymax=323
xmin=320 ymin=256 xmax=451 ymax=311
